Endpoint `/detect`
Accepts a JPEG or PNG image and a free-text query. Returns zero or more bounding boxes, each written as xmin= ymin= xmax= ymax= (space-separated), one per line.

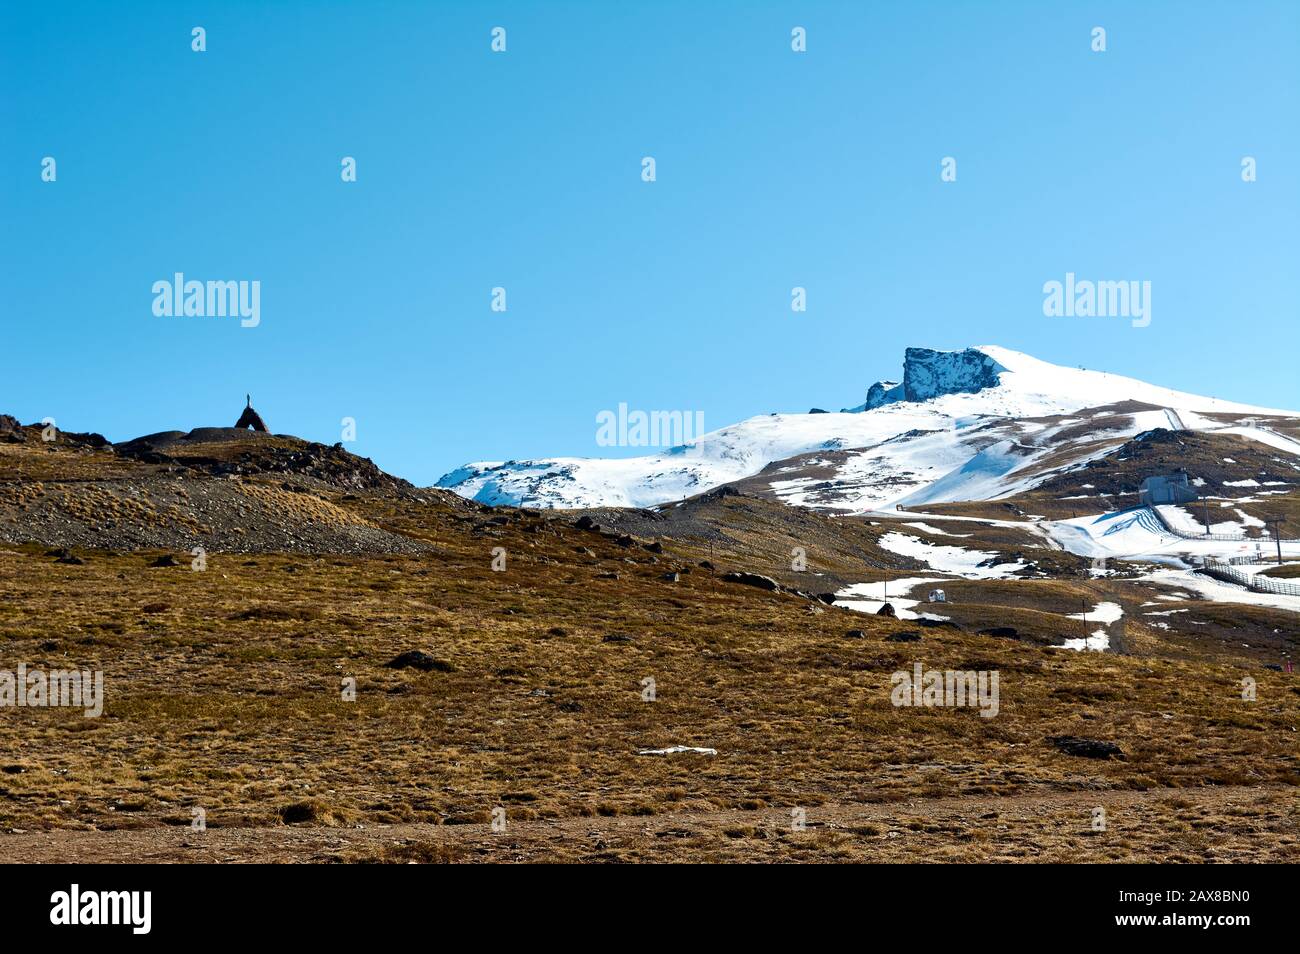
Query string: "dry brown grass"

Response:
xmin=0 ymin=501 xmax=1296 ymax=861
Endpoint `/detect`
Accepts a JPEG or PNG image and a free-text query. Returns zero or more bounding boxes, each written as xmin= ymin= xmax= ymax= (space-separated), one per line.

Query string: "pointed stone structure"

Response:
xmin=234 ymin=394 xmax=269 ymax=432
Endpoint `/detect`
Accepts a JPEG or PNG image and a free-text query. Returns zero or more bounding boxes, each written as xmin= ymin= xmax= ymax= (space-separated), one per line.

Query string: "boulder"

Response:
xmin=720 ymin=571 xmax=781 ymax=591
xmin=978 ymin=626 xmax=1019 ymax=639
xmin=1049 ymin=736 xmax=1125 ymax=760
xmin=915 ymin=617 xmax=959 ymax=629
xmin=384 ymin=651 xmax=452 ymax=672
xmin=702 ymin=485 xmax=740 ymax=501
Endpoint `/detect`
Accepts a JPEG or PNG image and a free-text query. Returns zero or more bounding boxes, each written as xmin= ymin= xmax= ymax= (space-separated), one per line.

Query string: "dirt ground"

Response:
xmin=3 ymin=785 xmax=1294 ymax=863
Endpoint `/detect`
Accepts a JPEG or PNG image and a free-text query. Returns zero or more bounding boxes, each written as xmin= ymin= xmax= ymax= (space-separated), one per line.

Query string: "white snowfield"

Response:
xmin=438 ymin=345 xmax=1300 ymax=511
xmin=877 ymin=531 xmax=1027 ymax=579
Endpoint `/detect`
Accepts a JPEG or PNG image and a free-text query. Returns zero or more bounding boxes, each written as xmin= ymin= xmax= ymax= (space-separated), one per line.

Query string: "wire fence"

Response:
xmin=1146 ymin=505 xmax=1257 ymax=542
xmin=1199 ymin=557 xmax=1300 ymax=598
xmin=1221 ymin=554 xmax=1263 ymax=565
xmin=1145 ymin=505 xmax=1297 ymax=544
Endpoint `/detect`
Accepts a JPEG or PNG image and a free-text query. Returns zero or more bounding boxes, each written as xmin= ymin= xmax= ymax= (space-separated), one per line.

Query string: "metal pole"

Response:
xmin=1264 ymin=518 xmax=1285 ymax=565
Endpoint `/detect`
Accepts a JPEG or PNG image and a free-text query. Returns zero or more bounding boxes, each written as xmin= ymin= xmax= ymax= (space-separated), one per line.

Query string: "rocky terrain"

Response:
xmin=0 ymin=417 xmax=430 ymax=554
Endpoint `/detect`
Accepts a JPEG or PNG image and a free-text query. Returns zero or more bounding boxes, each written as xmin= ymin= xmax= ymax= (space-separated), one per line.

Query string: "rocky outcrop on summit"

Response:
xmin=235 ymin=406 xmax=269 ymax=432
xmin=0 ymin=415 xmax=110 ymax=449
xmin=864 ymin=348 xmax=1007 ymax=409
xmin=115 ymin=429 xmax=409 ymax=492
xmin=234 ymin=396 xmax=269 ymax=432
xmin=0 ymin=406 xmax=430 ymax=554
xmin=0 ymin=414 xmax=23 ymax=442
xmin=864 ymin=380 xmax=903 ymax=410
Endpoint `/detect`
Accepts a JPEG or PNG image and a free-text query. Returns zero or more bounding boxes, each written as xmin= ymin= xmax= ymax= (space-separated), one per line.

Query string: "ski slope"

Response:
xmin=1041 ymin=508 xmax=1300 ymax=614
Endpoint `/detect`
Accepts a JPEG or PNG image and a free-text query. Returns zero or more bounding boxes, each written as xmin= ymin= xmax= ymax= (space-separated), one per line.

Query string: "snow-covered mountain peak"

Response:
xmin=436 ymin=345 xmax=1300 ymax=511
xmin=859 ymin=344 xmax=1290 ymax=418
xmin=972 ymin=344 xmax=1293 ymax=416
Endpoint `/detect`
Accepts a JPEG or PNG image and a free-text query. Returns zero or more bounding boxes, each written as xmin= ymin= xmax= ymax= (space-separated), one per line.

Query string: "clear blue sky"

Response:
xmin=3 ymin=1 xmax=1297 ymax=485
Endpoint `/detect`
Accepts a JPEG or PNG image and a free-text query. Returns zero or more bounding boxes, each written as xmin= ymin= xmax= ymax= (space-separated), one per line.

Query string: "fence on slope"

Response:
xmin=1143 ymin=504 xmax=1275 ymax=543
xmin=1198 ymin=557 xmax=1300 ymax=598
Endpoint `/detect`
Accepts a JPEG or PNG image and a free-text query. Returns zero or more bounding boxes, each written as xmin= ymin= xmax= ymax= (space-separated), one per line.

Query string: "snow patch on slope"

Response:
xmin=834 ymin=578 xmax=950 ymax=620
xmin=877 ymin=531 xmax=1027 ymax=578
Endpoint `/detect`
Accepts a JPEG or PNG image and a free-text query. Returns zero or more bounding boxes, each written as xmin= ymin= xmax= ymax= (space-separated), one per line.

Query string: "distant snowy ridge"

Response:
xmin=436 ymin=345 xmax=1299 ymax=511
